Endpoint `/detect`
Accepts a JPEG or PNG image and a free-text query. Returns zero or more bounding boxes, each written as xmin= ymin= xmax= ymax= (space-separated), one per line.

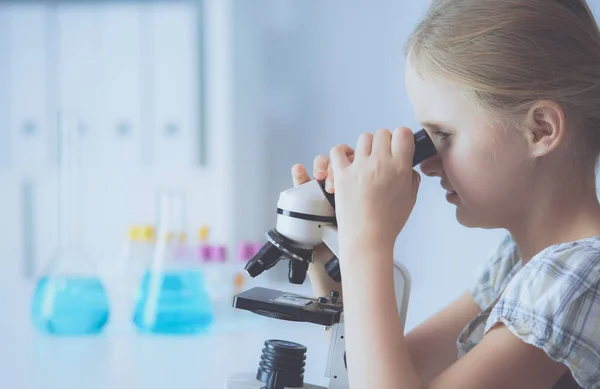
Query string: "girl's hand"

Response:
xmin=330 ymin=127 xmax=421 ymax=253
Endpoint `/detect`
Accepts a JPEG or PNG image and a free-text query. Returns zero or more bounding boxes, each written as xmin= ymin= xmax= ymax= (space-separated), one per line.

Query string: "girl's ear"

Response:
xmin=522 ymin=101 xmax=566 ymax=158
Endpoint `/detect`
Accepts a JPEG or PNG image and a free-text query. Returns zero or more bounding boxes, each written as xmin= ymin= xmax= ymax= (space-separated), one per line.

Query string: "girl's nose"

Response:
xmin=420 ymin=154 xmax=443 ymax=178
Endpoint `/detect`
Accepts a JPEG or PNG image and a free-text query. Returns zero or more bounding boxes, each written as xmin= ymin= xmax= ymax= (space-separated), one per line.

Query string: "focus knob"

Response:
xmin=325 ymin=256 xmax=341 ymax=282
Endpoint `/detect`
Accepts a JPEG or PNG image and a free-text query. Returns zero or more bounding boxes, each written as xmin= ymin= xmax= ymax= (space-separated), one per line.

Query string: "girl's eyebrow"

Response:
xmin=421 ymin=120 xmax=454 ymax=130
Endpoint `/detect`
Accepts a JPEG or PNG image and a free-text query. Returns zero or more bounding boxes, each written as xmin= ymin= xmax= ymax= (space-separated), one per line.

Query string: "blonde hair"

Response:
xmin=405 ymin=0 xmax=600 ymax=167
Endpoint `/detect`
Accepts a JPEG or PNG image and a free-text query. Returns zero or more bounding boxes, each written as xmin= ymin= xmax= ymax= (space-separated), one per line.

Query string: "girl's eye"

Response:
xmin=434 ymin=130 xmax=452 ymax=141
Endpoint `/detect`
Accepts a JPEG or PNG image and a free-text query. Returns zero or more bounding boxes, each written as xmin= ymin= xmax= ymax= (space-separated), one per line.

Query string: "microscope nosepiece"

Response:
xmin=244 ymin=229 xmax=314 ymax=283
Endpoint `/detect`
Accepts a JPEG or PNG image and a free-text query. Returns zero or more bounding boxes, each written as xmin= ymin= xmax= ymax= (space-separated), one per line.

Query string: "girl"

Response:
xmin=292 ymin=0 xmax=600 ymax=388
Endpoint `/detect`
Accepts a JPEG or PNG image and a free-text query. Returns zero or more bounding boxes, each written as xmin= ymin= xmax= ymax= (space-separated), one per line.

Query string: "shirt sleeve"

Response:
xmin=469 ymin=233 xmax=520 ymax=310
xmin=484 ymin=239 xmax=600 ymax=388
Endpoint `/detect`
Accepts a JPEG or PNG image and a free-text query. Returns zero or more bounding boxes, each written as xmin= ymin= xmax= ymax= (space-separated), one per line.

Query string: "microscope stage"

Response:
xmin=232 ymin=287 xmax=343 ymax=326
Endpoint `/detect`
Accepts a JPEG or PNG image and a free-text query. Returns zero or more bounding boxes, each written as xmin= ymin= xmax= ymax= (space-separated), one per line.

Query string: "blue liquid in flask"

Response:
xmin=133 ymin=270 xmax=214 ymax=334
xmin=31 ymin=276 xmax=110 ymax=335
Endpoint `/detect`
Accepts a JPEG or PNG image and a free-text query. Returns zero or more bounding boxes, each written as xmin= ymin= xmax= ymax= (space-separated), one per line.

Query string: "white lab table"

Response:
xmin=0 ymin=281 xmax=332 ymax=389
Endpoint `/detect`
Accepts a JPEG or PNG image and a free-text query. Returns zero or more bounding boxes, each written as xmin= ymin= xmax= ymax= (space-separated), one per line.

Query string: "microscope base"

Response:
xmin=224 ymin=373 xmax=326 ymax=389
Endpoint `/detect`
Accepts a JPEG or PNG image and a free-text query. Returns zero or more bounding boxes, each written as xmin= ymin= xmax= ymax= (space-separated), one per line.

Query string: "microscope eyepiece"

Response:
xmin=413 ymin=128 xmax=437 ymax=166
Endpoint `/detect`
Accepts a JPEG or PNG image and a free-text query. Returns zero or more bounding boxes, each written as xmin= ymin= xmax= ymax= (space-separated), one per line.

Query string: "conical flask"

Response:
xmin=132 ymin=190 xmax=214 ymax=334
xmin=30 ymin=112 xmax=110 ymax=335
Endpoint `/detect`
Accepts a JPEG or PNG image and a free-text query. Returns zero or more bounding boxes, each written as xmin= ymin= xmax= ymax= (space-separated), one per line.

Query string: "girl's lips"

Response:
xmin=446 ymin=190 xmax=458 ymax=203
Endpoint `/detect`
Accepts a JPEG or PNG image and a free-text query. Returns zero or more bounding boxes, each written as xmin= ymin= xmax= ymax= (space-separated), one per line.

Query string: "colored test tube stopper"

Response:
xmin=197 ymin=226 xmax=210 ymax=241
xmin=237 ymin=241 xmax=253 ymax=262
xmin=210 ymin=245 xmax=227 ymax=262
xmin=198 ymin=244 xmax=212 ymax=262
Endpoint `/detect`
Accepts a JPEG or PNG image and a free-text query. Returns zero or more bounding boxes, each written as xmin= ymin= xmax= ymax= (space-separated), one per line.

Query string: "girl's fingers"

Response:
xmin=326 ymin=161 xmax=335 ymax=193
xmin=356 ymin=132 xmax=374 ymax=158
xmin=313 ymin=154 xmax=330 ymax=180
xmin=292 ymin=164 xmax=311 ymax=187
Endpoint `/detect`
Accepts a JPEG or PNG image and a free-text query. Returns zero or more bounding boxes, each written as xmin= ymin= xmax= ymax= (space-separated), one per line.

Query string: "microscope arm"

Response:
xmin=321 ymin=224 xmax=340 ymax=259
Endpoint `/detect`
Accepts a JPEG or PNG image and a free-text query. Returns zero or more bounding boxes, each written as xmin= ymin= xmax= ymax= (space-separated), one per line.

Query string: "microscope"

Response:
xmin=225 ymin=129 xmax=437 ymax=389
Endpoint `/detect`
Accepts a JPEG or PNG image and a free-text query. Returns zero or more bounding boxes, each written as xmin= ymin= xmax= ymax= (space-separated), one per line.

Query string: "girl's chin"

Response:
xmin=455 ymin=206 xmax=501 ymax=229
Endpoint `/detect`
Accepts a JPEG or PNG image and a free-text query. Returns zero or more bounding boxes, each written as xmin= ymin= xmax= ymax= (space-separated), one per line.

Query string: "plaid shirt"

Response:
xmin=457 ymin=234 xmax=600 ymax=389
